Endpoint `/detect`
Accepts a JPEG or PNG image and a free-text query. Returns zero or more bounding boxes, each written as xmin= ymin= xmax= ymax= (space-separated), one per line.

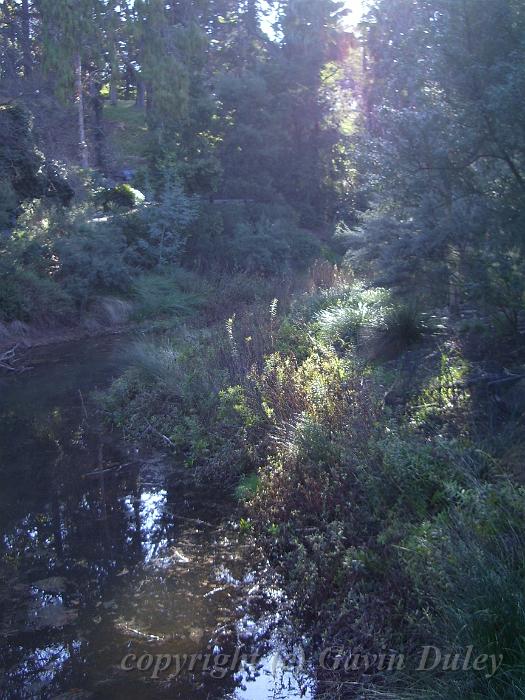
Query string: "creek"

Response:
xmin=0 ymin=336 xmax=312 ymax=699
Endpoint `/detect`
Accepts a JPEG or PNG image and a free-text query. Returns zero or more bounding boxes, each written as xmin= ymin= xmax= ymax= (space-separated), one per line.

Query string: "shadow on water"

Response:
xmin=0 ymin=336 xmax=313 ymax=699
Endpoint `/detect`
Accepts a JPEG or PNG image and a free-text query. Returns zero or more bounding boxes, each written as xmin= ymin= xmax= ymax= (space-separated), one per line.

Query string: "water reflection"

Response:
xmin=0 ymin=337 xmax=312 ymax=699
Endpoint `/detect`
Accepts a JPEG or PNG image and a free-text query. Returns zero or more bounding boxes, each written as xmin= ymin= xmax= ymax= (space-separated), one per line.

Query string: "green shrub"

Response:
xmin=229 ymin=218 xmax=292 ymax=273
xmin=54 ymin=221 xmax=131 ymax=307
xmin=466 ymin=245 xmax=525 ymax=335
xmin=183 ymin=201 xmax=321 ymax=274
xmin=0 ymin=179 xmax=18 ymax=231
xmin=0 ymin=105 xmax=73 ymax=212
xmin=395 ymin=484 xmax=525 ymax=700
xmin=0 ymin=266 xmax=74 ymax=323
xmin=235 ymin=473 xmax=260 ymax=502
xmin=0 ymin=104 xmax=43 ymax=204
xmin=228 ymin=217 xmax=321 ymax=274
xmin=138 ymin=175 xmax=199 ymax=268
xmin=97 ymin=183 xmax=145 ymax=212
xmin=380 ymin=304 xmax=429 ymax=351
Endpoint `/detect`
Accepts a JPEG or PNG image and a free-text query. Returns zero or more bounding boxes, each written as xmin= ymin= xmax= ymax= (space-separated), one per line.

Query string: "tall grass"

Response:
xmin=314 ymin=284 xmax=391 ymax=346
xmin=387 ymin=503 xmax=525 ymax=700
xmin=132 ymin=271 xmax=206 ymax=321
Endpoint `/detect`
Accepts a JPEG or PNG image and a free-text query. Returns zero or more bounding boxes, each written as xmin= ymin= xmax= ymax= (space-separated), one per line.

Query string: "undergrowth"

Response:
xmin=100 ymin=269 xmax=525 ymax=699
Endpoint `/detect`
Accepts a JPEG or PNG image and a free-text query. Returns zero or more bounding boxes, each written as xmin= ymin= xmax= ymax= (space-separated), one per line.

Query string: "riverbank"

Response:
xmin=101 ymin=267 xmax=525 ymax=699
xmin=0 ymin=295 xmax=135 ymax=355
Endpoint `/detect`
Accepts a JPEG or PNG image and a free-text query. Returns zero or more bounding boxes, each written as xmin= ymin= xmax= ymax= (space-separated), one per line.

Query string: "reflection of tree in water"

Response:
xmin=0 ymin=340 xmax=310 ymax=700
xmin=0 ymin=369 xmax=148 ymax=696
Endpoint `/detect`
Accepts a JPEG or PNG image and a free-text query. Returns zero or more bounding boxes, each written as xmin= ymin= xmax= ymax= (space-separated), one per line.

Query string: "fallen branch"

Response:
xmin=83 ymin=462 xmax=135 ymax=477
xmin=0 ymin=345 xmax=19 ymax=371
xmin=171 ymin=513 xmax=214 ymax=528
xmin=487 ymin=373 xmax=525 ymax=387
xmin=0 ymin=344 xmax=33 ymax=373
xmin=146 ymin=420 xmax=176 ymax=448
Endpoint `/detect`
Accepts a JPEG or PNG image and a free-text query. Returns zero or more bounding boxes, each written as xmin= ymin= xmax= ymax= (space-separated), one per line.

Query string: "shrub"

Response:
xmin=395 ymin=484 xmax=525 ymax=700
xmin=0 ymin=266 xmax=73 ymax=323
xmin=0 ymin=179 xmax=18 ymax=231
xmin=183 ymin=201 xmax=321 ymax=274
xmin=54 ymin=220 xmax=131 ymax=308
xmin=379 ymin=304 xmax=429 ymax=353
xmin=466 ymin=245 xmax=525 ymax=335
xmin=97 ymin=183 xmax=145 ymax=211
xmin=138 ymin=174 xmax=199 ymax=268
xmin=235 ymin=473 xmax=260 ymax=502
xmin=0 ymin=105 xmax=73 ymax=214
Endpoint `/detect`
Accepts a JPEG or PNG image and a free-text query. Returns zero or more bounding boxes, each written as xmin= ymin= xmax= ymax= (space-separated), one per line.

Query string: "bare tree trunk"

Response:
xmin=135 ymin=77 xmax=146 ymax=109
xmin=448 ymin=244 xmax=461 ymax=319
xmin=89 ymin=76 xmax=105 ymax=170
xmin=21 ymin=0 xmax=32 ymax=78
xmin=74 ymin=52 xmax=89 ymax=168
xmin=109 ymin=76 xmax=118 ymax=105
xmin=145 ymin=82 xmax=153 ymax=115
xmin=109 ymin=57 xmax=119 ymax=105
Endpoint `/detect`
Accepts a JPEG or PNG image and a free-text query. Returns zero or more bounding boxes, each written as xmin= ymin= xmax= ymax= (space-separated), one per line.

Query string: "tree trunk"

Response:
xmin=135 ymin=77 xmax=146 ymax=109
xmin=109 ymin=52 xmax=119 ymax=105
xmin=146 ymin=82 xmax=154 ymax=114
xmin=20 ymin=0 xmax=32 ymax=78
xmin=109 ymin=74 xmax=118 ymax=106
xmin=74 ymin=52 xmax=89 ymax=168
xmin=447 ymin=244 xmax=461 ymax=319
xmin=89 ymin=77 xmax=105 ymax=170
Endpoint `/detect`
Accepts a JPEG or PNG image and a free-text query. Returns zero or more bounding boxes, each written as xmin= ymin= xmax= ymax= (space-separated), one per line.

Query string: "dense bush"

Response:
xmin=0 ymin=264 xmax=73 ymax=323
xmin=0 ymin=105 xmax=73 ymax=231
xmin=183 ymin=201 xmax=321 ymax=274
xmin=54 ymin=220 xmax=131 ymax=308
xmin=97 ymin=183 xmax=145 ymax=212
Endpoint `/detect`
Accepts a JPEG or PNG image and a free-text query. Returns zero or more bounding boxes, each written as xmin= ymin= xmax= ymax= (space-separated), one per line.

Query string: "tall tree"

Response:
xmin=40 ymin=0 xmax=103 ymax=167
xmin=350 ymin=0 xmax=525 ymax=311
xmin=19 ymin=0 xmax=32 ymax=77
xmin=272 ymin=0 xmax=350 ymax=221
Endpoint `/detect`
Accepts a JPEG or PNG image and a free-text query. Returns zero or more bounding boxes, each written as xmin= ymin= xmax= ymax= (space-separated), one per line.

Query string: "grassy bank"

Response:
xmin=100 ymin=265 xmax=525 ymax=698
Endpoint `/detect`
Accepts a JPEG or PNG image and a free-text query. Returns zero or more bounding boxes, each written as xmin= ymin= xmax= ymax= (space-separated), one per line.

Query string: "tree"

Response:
xmin=349 ymin=0 xmax=525 ymax=312
xmin=273 ymin=0 xmax=350 ymax=222
xmin=20 ymin=0 xmax=32 ymax=77
xmin=215 ymin=0 xmax=353 ymax=221
xmin=40 ymin=0 xmax=103 ymax=167
xmin=140 ymin=169 xmax=198 ymax=267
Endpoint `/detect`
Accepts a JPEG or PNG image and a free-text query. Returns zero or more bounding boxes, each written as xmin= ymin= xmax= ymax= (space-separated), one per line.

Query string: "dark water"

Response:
xmin=0 ymin=336 xmax=312 ymax=700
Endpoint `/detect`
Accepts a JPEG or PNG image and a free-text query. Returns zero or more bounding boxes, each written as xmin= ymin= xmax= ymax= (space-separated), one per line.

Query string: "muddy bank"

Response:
xmin=0 ymin=296 xmax=134 ymax=353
